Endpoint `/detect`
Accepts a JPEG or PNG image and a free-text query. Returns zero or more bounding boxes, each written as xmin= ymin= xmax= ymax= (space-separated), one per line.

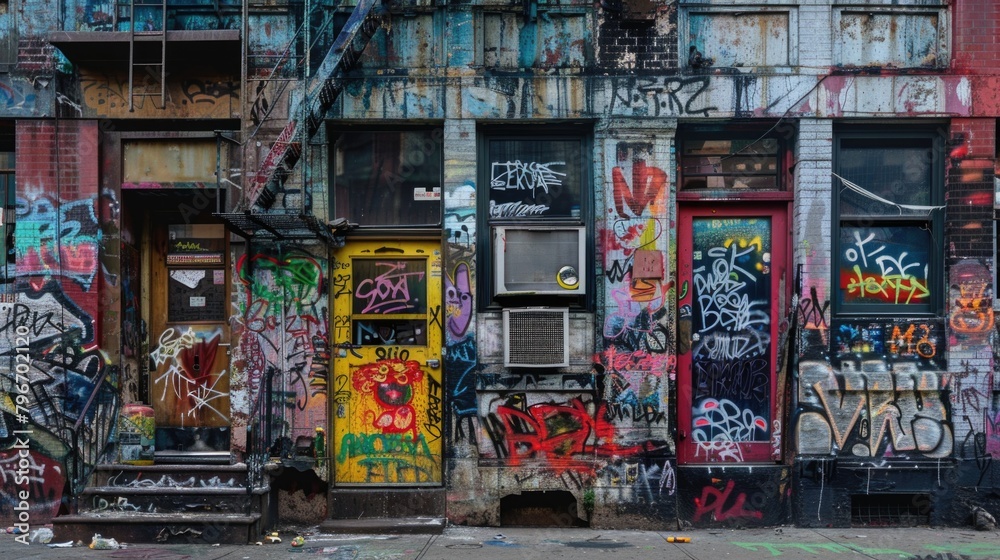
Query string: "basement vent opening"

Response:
xmin=851 ymin=493 xmax=930 ymax=527
xmin=500 ymin=491 xmax=587 ymax=527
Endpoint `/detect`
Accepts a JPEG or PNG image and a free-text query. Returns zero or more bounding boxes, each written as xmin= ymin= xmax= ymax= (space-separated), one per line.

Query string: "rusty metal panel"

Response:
xmin=835 ymin=10 xmax=942 ymax=68
xmin=540 ymin=13 xmax=588 ymax=68
xmin=483 ymin=13 xmax=520 ymax=68
xmin=391 ymin=14 xmax=439 ymax=68
xmin=483 ymin=12 xmax=588 ymax=69
xmin=123 ymin=139 xmax=220 ymax=183
xmin=356 ymin=13 xmax=439 ymax=69
xmin=247 ymin=13 xmax=297 ymax=76
xmin=687 ymin=11 xmax=791 ymax=68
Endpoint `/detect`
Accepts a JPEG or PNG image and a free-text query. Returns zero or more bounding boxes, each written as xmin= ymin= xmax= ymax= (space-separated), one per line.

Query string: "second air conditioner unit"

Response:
xmin=503 ymin=307 xmax=570 ymax=368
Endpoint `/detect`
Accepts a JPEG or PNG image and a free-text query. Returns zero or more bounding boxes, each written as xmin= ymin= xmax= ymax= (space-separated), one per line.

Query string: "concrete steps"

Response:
xmin=53 ymin=463 xmax=271 ymax=544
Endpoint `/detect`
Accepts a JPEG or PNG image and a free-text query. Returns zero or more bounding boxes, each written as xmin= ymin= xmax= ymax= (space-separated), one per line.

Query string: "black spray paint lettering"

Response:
xmin=613 ymin=76 xmax=718 ymax=117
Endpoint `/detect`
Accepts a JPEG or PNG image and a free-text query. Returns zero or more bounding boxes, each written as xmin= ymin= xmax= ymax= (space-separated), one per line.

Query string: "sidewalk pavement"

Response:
xmin=6 ymin=523 xmax=1000 ymax=559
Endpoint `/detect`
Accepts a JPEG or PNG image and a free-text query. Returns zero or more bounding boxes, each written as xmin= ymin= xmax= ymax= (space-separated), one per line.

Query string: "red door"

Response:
xmin=677 ymin=204 xmax=787 ymax=463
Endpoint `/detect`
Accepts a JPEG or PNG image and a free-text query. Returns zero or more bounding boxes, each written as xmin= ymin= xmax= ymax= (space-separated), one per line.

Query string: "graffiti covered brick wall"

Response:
xmin=231 ymin=245 xmax=330 ymax=459
xmin=0 ymin=121 xmax=118 ymax=526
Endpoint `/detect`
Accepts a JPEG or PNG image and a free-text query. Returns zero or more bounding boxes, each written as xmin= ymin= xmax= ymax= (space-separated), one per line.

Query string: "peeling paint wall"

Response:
xmin=834 ymin=8 xmax=946 ymax=69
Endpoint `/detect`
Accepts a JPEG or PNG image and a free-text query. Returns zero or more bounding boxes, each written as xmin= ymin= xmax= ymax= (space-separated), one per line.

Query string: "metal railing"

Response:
xmin=65 ymin=371 xmax=121 ymax=512
xmin=245 ymin=365 xmax=277 ymax=503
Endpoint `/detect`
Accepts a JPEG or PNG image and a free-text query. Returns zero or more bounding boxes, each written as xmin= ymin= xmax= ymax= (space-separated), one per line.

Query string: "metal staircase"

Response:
xmin=243 ymin=0 xmax=389 ymax=212
xmin=218 ymin=0 xmax=389 ymax=244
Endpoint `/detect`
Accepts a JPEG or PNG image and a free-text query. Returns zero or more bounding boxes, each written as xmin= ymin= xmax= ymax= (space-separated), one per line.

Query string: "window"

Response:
xmin=331 ymin=129 xmax=443 ymax=228
xmin=683 ymin=8 xmax=795 ymax=68
xmin=0 ymin=151 xmax=12 ymax=302
xmin=351 ymin=258 xmax=428 ymax=346
xmin=833 ymin=130 xmax=944 ymax=315
xmin=681 ymin=137 xmax=781 ymax=191
xmin=166 ymin=224 xmax=226 ymax=323
xmin=478 ymin=130 xmax=591 ymax=308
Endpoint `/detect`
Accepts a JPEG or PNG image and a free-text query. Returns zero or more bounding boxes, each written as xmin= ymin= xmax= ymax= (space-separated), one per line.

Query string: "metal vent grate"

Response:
xmin=504 ymin=308 xmax=569 ymax=368
xmin=851 ymin=494 xmax=930 ymax=527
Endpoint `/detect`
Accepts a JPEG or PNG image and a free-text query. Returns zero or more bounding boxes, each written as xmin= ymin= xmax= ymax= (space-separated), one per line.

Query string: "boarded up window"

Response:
xmin=123 ymin=139 xmax=220 ymax=183
xmin=356 ymin=13 xmax=439 ymax=69
xmin=835 ymin=11 xmax=943 ymax=68
xmin=685 ymin=11 xmax=792 ymax=67
xmin=482 ymin=13 xmax=588 ymax=69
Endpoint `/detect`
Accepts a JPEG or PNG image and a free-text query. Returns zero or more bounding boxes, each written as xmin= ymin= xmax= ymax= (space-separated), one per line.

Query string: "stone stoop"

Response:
xmin=52 ymin=464 xmax=270 ymax=544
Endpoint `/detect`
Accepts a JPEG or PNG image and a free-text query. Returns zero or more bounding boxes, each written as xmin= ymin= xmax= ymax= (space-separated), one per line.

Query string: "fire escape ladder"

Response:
xmin=243 ymin=0 xmax=389 ymax=211
xmin=126 ymin=0 xmax=168 ymax=111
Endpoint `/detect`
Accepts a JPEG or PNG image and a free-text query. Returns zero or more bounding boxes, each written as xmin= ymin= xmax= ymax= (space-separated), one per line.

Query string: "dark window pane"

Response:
xmin=837 ymin=226 xmax=932 ymax=307
xmin=334 ymin=130 xmax=442 ymax=227
xmin=838 ymin=141 xmax=933 ymax=216
xmin=352 ymin=259 xmax=427 ymax=315
xmin=353 ymin=319 xmax=427 ymax=346
xmin=0 ymin=165 xmax=11 ymax=296
xmin=487 ymin=139 xmax=583 ymax=219
xmin=681 ymin=137 xmax=779 ymax=191
xmin=168 ymin=268 xmax=226 ymax=322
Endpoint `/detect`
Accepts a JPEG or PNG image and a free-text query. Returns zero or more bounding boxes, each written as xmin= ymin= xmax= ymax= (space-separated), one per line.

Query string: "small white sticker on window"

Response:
xmin=413 ymin=187 xmax=441 ymax=201
xmin=190 ymin=296 xmax=206 ymax=307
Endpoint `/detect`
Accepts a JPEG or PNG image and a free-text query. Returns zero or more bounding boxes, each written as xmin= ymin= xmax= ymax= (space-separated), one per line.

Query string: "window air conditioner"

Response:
xmin=503 ymin=307 xmax=570 ymax=368
xmin=494 ymin=226 xmax=586 ymax=296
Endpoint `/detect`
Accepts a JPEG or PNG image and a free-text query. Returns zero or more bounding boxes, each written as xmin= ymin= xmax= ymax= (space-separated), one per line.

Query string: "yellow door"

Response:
xmin=332 ymin=240 xmax=443 ymax=485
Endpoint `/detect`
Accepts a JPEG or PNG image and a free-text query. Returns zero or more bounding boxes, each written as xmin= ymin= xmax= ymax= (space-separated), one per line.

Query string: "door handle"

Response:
xmin=426 ymin=359 xmax=440 ymax=368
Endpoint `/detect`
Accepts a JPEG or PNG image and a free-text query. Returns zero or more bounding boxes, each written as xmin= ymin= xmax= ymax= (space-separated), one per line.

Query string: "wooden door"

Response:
xmin=677 ymin=204 xmax=786 ymax=463
xmin=331 ymin=240 xmax=444 ymax=485
xmin=150 ymin=222 xmax=231 ymax=457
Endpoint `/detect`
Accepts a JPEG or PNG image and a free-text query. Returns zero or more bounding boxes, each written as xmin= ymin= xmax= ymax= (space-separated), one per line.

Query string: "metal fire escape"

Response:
xmin=217 ymin=0 xmax=390 ymax=243
xmin=118 ymin=0 xmax=168 ymax=110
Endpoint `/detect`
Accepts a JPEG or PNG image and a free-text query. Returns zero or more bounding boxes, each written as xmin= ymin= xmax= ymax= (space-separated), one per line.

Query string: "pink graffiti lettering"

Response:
xmin=354 ymin=262 xmax=425 ymax=314
xmin=599 ymin=346 xmax=672 ymax=374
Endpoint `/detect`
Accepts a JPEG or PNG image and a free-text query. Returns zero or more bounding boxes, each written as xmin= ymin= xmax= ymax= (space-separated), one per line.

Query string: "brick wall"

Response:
xmin=946 ymin=119 xmax=995 ymax=259
xmin=15 ymin=38 xmax=55 ymax=74
xmin=15 ymin=120 xmax=101 ymax=320
xmin=797 ymin=3 xmax=832 ymax=72
xmin=792 ymin=119 xmax=833 ymax=297
xmin=596 ymin=6 xmax=677 ymax=71
xmin=953 ymin=0 xmax=1000 ymax=72
xmin=950 ymin=118 xmax=996 ymax=160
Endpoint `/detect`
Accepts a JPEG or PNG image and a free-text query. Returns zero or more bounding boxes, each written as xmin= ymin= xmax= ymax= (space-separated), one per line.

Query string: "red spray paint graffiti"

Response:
xmin=353 ymin=359 xmax=425 ymax=440
xmin=612 ymin=160 xmax=667 ymax=218
xmin=693 ymin=479 xmax=764 ymax=523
